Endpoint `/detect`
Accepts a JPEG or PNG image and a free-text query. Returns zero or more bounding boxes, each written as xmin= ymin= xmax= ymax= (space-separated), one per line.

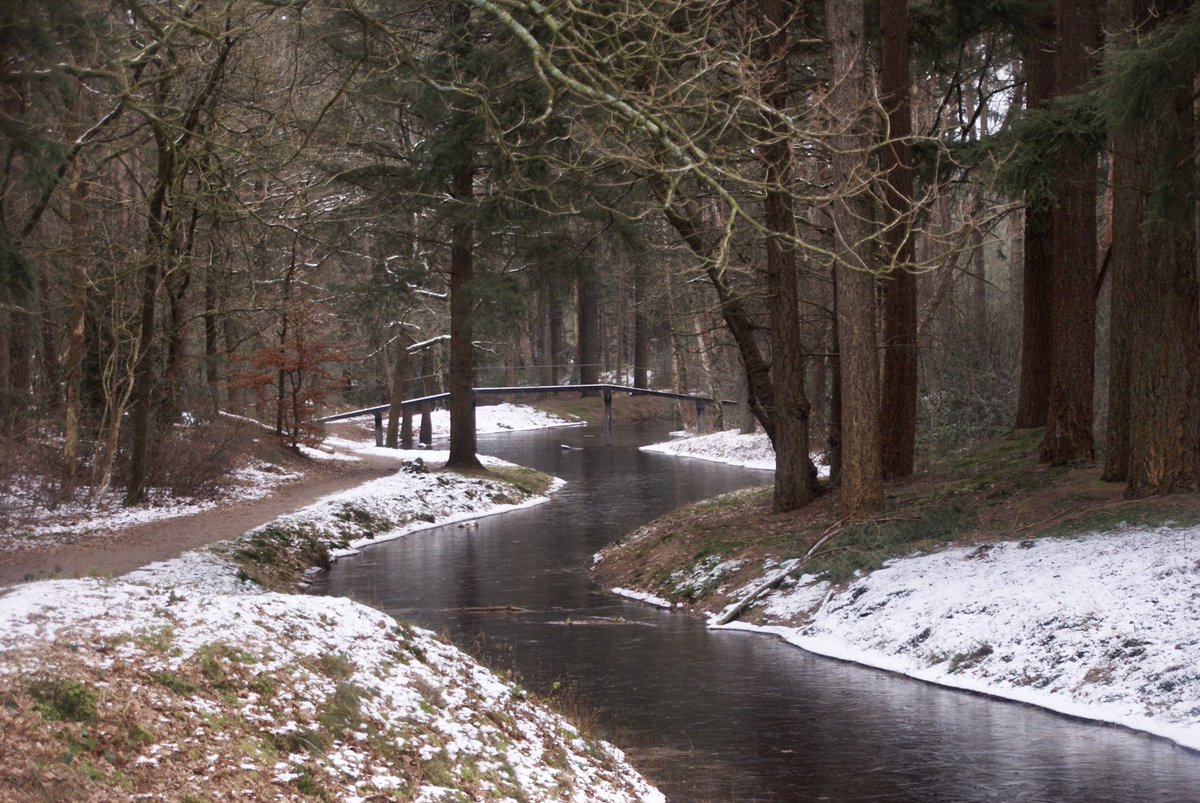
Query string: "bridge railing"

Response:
xmin=316 ymin=383 xmax=738 ymax=446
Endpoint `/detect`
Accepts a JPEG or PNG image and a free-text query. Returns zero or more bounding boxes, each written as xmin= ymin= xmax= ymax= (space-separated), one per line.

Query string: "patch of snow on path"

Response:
xmin=715 ymin=526 xmax=1200 ymax=752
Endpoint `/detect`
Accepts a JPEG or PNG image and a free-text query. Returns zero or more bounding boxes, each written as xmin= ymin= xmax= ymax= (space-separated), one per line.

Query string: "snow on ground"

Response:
xmin=0 ymin=459 xmax=303 ymax=553
xmin=0 ymin=560 xmax=662 ymax=801
xmin=0 ymin=403 xmax=575 ymax=555
xmin=709 ymin=526 xmax=1200 ymax=752
xmin=641 ymin=428 xmax=830 ymax=477
xmin=233 ymin=448 xmax=561 ymax=560
xmin=642 ymin=429 xmax=776 ymax=470
xmin=431 ymin=403 xmax=582 ymax=438
xmin=0 ymin=402 xmax=661 ymax=800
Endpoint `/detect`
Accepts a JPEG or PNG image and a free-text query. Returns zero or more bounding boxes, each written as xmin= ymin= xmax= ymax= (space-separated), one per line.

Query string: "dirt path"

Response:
xmin=0 ymin=451 xmax=403 ymax=588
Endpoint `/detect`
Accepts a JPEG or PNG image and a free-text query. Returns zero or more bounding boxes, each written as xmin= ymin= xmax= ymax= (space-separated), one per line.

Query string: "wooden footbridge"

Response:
xmin=316 ymin=383 xmax=737 ymax=446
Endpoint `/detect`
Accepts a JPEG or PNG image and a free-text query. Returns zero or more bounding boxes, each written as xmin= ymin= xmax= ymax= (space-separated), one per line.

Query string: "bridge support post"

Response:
xmin=696 ymin=400 xmax=706 ymax=434
xmin=419 ymin=403 xmax=432 ymax=446
xmin=604 ymin=387 xmax=613 ymax=441
xmin=374 ymin=411 xmax=384 ymax=447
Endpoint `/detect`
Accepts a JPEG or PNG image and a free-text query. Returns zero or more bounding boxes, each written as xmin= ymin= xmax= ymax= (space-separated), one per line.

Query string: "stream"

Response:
xmin=318 ymin=422 xmax=1200 ymax=801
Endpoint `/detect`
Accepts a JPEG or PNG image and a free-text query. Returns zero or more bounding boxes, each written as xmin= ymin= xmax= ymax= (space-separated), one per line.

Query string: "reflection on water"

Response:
xmin=318 ymin=423 xmax=1200 ymax=802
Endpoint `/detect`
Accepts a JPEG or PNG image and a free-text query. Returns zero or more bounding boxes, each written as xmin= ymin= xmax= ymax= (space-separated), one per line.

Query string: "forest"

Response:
xmin=1 ymin=0 xmax=1197 ymax=522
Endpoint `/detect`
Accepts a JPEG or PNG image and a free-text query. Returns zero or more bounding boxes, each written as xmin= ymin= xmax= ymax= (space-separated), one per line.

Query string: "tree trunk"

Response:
xmin=632 ymin=260 xmax=650 ymax=389
xmin=757 ymin=0 xmax=812 ymax=511
xmin=1014 ymin=8 xmax=1056 ymax=429
xmin=827 ymin=279 xmax=842 ymax=484
xmin=1120 ymin=0 xmax=1199 ymax=496
xmin=1039 ymin=0 xmax=1099 ymax=465
xmin=446 ymin=152 xmax=481 ymax=468
xmin=547 ymin=291 xmax=564 ymax=385
xmin=125 ymin=136 xmax=173 ymax=505
xmin=1102 ymin=0 xmax=1140 ymax=483
xmin=651 ymin=178 xmax=776 ymax=441
xmin=878 ymin=0 xmax=918 ymax=481
xmin=203 ymin=251 xmax=222 ymax=415
xmin=61 ymin=162 xmax=88 ymax=498
xmin=826 ymin=0 xmax=883 ymax=519
xmin=576 ymin=269 xmax=601 ymax=390
xmin=386 ymin=330 xmax=411 ymax=449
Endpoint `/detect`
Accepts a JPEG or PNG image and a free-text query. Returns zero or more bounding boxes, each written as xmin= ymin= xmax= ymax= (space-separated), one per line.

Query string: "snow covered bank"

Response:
xmin=641 ymin=429 xmax=776 ymax=470
xmin=640 ymin=429 xmax=831 ymax=477
xmin=707 ymin=526 xmax=1200 ymax=752
xmin=228 ymin=450 xmax=559 ymax=568
xmin=0 ymin=406 xmax=662 ymax=800
xmin=0 ymin=557 xmax=663 ymax=801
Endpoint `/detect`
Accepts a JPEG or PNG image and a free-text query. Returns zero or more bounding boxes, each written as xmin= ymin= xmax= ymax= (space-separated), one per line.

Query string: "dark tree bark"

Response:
xmin=576 ymin=268 xmax=601 ymax=391
xmin=1014 ymin=7 xmax=1057 ymax=429
xmin=61 ymin=160 xmax=88 ymax=498
xmin=1118 ymin=0 xmax=1199 ymax=496
xmin=632 ymin=260 xmax=650 ymax=389
xmin=878 ymin=0 xmax=918 ymax=480
xmin=419 ymin=349 xmax=434 ymax=445
xmin=203 ymin=250 xmax=222 ymax=415
xmin=827 ymin=0 xmax=883 ymax=519
xmin=444 ymin=1 xmax=482 ymax=470
xmin=547 ymin=289 xmax=564 ymax=385
xmin=446 ymin=155 xmax=481 ymax=469
xmin=827 ymin=274 xmax=842 ymax=484
xmin=1102 ymin=0 xmax=1141 ymax=482
xmin=1039 ymin=0 xmax=1099 ymax=465
xmin=757 ymin=0 xmax=812 ymax=512
xmin=125 ymin=128 xmax=173 ymax=505
xmin=386 ymin=330 xmax=411 ymax=449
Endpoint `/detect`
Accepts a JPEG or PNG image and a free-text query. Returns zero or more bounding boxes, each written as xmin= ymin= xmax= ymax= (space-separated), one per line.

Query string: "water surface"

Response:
xmin=320 ymin=423 xmax=1200 ymax=801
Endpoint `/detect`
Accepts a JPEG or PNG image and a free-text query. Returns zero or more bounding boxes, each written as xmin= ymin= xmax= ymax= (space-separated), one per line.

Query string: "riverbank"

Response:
xmin=596 ymin=428 xmax=1200 ymax=753
xmin=0 ymin=409 xmax=663 ymax=802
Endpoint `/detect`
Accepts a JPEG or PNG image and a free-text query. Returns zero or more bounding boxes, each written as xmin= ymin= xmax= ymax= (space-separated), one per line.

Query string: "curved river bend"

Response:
xmin=318 ymin=423 xmax=1200 ymax=802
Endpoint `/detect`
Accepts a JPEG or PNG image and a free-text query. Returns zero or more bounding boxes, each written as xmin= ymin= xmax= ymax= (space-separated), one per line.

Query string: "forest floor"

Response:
xmin=595 ymin=428 xmax=1200 ymax=752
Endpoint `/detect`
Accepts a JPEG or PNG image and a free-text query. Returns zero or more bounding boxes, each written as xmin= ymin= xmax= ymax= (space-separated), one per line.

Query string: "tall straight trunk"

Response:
xmin=1039 ymin=0 xmax=1098 ymax=465
xmin=632 ymin=261 xmax=650 ymax=389
xmin=878 ymin=0 xmax=918 ymax=480
xmin=665 ymin=270 xmax=690 ymax=399
xmin=548 ymin=289 xmax=564 ymax=384
xmin=614 ymin=261 xmax=627 ymax=383
xmin=757 ymin=0 xmax=812 ymax=511
xmin=827 ymin=283 xmax=842 ymax=484
xmin=386 ymin=330 xmax=411 ymax=448
xmin=1015 ymin=7 xmax=1056 ymax=429
xmin=203 ymin=251 xmax=221 ymax=415
xmin=1120 ymin=0 xmax=1199 ymax=495
xmin=576 ymin=270 xmax=600 ymax=390
xmin=826 ymin=0 xmax=883 ymax=519
xmin=447 ymin=155 xmax=481 ymax=468
xmin=61 ymin=162 xmax=88 ymax=498
xmin=1102 ymin=0 xmax=1141 ymax=483
xmin=419 ymin=349 xmax=434 ymax=446
xmin=125 ymin=138 xmax=173 ymax=505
